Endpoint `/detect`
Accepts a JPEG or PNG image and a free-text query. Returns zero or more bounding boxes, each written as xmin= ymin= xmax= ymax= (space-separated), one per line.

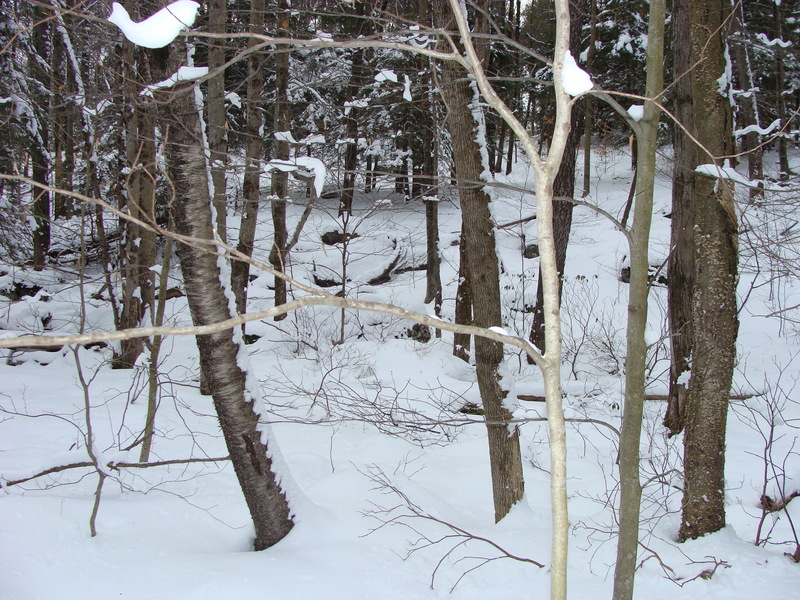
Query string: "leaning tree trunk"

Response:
xmin=679 ymin=0 xmax=738 ymax=542
xmin=433 ymin=0 xmax=524 ymax=523
xmin=154 ymin=40 xmax=293 ymax=552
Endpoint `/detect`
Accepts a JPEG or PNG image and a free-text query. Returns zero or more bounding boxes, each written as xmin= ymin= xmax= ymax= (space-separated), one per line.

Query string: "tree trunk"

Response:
xmin=339 ymin=3 xmax=369 ymax=216
xmin=730 ymin=2 xmax=763 ymax=202
xmin=231 ymin=0 xmax=266 ymax=320
xmin=581 ymin=0 xmax=597 ymax=197
xmin=433 ymin=0 xmax=524 ymax=522
xmin=270 ymin=1 xmax=291 ymax=318
xmin=208 ymin=0 xmax=228 ymax=242
xmin=664 ymin=0 xmax=696 ymax=435
xmin=679 ymin=0 xmax=738 ymax=542
xmin=114 ymin=39 xmax=156 ymax=370
xmin=416 ymin=2 xmax=442 ymax=320
xmin=612 ymin=1 xmax=665 ymax=598
xmin=154 ymin=40 xmax=293 ymax=552
xmin=528 ymin=0 xmax=586 ymax=357
xmin=30 ymin=10 xmax=50 ymax=271
xmin=453 ymin=220 xmax=472 ymax=361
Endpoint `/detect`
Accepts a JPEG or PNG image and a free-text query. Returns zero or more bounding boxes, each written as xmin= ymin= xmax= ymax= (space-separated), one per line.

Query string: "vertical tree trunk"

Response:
xmin=528 ymin=0 xmax=586 ymax=356
xmin=581 ymin=0 xmax=597 ymax=198
xmin=208 ymin=0 xmax=228 ymax=242
xmin=270 ymin=0 xmax=291 ymax=318
xmin=114 ymin=36 xmax=157 ymax=370
xmin=445 ymin=0 xmax=574 ymax=594
xmin=339 ymin=3 xmax=368 ymax=216
xmin=731 ymin=2 xmax=763 ymax=202
xmin=774 ymin=2 xmax=791 ymax=180
xmin=231 ymin=0 xmax=266 ymax=319
xmin=433 ymin=0 xmax=524 ymax=522
xmin=453 ymin=219 xmax=472 ymax=361
xmin=154 ymin=40 xmax=293 ymax=553
xmin=612 ymin=1 xmax=665 ymax=598
xmin=30 ymin=9 xmax=50 ymax=271
xmin=52 ymin=28 xmax=75 ymax=219
xmin=664 ymin=0 xmax=696 ymax=435
xmin=679 ymin=0 xmax=738 ymax=542
xmin=418 ymin=0 xmax=442 ymax=320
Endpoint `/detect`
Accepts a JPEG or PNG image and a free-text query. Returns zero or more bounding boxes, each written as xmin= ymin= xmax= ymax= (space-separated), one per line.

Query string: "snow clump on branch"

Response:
xmin=107 ymin=1 xmax=200 ymax=49
xmin=561 ymin=51 xmax=593 ymax=97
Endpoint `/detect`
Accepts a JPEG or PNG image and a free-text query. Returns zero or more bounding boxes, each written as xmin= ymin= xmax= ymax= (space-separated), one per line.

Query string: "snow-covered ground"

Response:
xmin=2 ymin=147 xmax=799 ymax=599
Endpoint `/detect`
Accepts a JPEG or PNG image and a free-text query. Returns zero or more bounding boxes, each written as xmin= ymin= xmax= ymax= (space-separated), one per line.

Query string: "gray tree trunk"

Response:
xmin=612 ymin=1 xmax=665 ymax=598
xmin=679 ymin=0 xmax=738 ymax=542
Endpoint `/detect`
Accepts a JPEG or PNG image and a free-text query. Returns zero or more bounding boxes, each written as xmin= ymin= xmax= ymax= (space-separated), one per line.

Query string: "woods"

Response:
xmin=2 ymin=1 xmax=800 ymax=599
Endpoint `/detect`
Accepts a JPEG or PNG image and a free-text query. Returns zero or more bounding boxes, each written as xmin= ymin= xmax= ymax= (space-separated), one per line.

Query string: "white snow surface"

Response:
xmin=2 ymin=148 xmax=800 ymax=600
xmin=107 ymin=1 xmax=200 ymax=49
xmin=561 ymin=51 xmax=593 ymax=96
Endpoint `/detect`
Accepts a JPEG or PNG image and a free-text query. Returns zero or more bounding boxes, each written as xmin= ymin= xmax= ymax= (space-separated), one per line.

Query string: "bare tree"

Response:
xmin=612 ymin=1 xmax=666 ymax=597
xmin=150 ymin=34 xmax=294 ymax=550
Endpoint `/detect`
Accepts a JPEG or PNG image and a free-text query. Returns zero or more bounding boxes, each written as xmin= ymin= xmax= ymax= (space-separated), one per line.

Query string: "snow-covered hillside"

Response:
xmin=1 ymin=147 xmax=799 ymax=599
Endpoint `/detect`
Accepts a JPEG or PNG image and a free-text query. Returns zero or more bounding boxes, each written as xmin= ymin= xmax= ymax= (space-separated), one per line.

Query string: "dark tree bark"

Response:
xmin=154 ymin=39 xmax=293 ymax=552
xmin=230 ymin=0 xmax=266 ymax=320
xmin=678 ymin=0 xmax=738 ymax=542
xmin=339 ymin=3 xmax=369 ymax=216
xmin=453 ymin=219 xmax=472 ymax=361
xmin=773 ymin=2 xmax=791 ymax=180
xmin=417 ymin=0 xmax=442 ymax=321
xmin=30 ymin=9 xmax=50 ymax=271
xmin=269 ymin=0 xmax=291 ymax=318
xmin=730 ymin=2 xmax=763 ymax=202
xmin=208 ymin=0 xmax=228 ymax=242
xmin=664 ymin=0 xmax=696 ymax=435
xmin=581 ymin=0 xmax=597 ymax=197
xmin=114 ymin=31 xmax=157 ymax=370
xmin=433 ymin=0 xmax=524 ymax=522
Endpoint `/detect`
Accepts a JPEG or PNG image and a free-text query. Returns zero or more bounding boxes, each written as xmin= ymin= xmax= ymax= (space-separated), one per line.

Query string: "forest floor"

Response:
xmin=1 ymin=146 xmax=799 ymax=599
